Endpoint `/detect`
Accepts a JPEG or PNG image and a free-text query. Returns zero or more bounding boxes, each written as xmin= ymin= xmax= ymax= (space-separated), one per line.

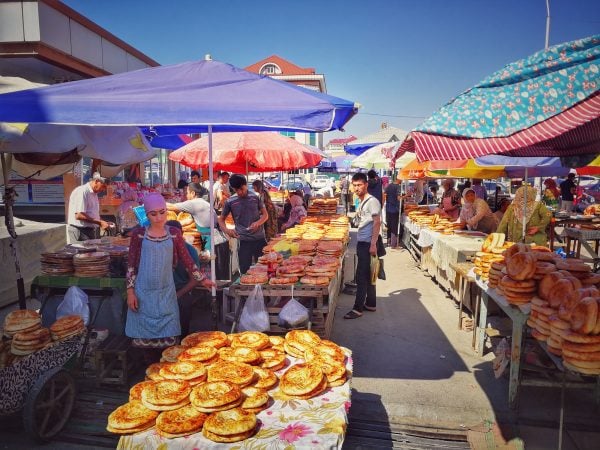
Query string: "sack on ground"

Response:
xmin=57 ymin=286 xmax=90 ymax=326
xmin=239 ymin=284 xmax=270 ymax=332
xmin=278 ymin=297 xmax=309 ymax=328
xmin=377 ymin=258 xmax=386 ymax=280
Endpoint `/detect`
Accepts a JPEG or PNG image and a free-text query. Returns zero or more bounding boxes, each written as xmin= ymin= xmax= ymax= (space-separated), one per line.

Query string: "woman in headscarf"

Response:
xmin=252 ymin=179 xmax=278 ymax=240
xmin=281 ymin=194 xmax=307 ymax=231
xmin=117 ymin=189 xmax=139 ymax=236
xmin=542 ymin=178 xmax=560 ymax=209
xmin=125 ymin=193 xmax=214 ymax=363
xmin=433 ymin=179 xmax=461 ymax=220
xmin=459 ymin=188 xmax=498 ymax=234
xmin=497 ymin=185 xmax=551 ymax=245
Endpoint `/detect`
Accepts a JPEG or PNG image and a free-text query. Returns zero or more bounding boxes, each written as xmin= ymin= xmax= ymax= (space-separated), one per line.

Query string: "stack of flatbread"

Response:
xmin=3 ymin=309 xmax=42 ymax=338
xmin=190 ymin=380 xmax=243 ymax=412
xmin=202 ymin=407 xmax=258 ymax=443
xmin=11 ymin=327 xmax=52 ymax=355
xmin=283 ymin=330 xmax=321 ymax=359
xmin=240 ymin=386 xmax=270 ymax=413
xmin=304 ymin=340 xmax=348 ymax=387
xmin=73 ymin=251 xmax=110 ymax=277
xmin=155 ymin=405 xmax=208 ymax=438
xmin=316 ymin=240 xmax=343 ymax=258
xmin=40 ymin=251 xmax=74 ymax=275
xmin=106 ymin=400 xmax=158 ymax=434
xmin=159 ymin=361 xmax=207 ymax=386
xmin=181 ymin=331 xmax=228 ymax=348
xmin=50 ymin=315 xmax=85 ymax=341
xmin=280 ymin=363 xmax=327 ymax=399
xmin=208 ymin=361 xmax=256 ymax=388
xmin=140 ymin=379 xmax=192 ymax=411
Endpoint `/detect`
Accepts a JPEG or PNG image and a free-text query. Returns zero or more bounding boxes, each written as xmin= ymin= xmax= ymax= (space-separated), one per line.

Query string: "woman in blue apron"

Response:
xmin=125 ymin=194 xmax=214 ymax=363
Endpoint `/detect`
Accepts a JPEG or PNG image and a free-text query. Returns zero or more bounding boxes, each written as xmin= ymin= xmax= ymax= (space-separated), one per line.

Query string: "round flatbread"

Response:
xmin=280 ymin=363 xmax=324 ymax=396
xmin=107 ymin=400 xmax=158 ymax=431
xmin=190 ymin=380 xmax=242 ymax=410
xmin=230 ymin=331 xmax=270 ymax=350
xmin=177 ymin=345 xmax=218 ymax=363
xmin=141 ymin=380 xmax=191 ymax=406
xmin=252 ymin=366 xmax=278 ymax=390
xmin=218 ymin=347 xmax=261 ymax=365
xmin=159 ymin=361 xmax=207 ymax=383
xmin=203 ymin=407 xmax=257 ymax=436
xmin=156 ymin=404 xmax=207 ymax=437
xmin=161 ymin=345 xmax=188 ymax=363
xmin=208 ymin=361 xmax=255 ymax=387
xmin=181 ymin=331 xmax=228 ymax=348
xmin=129 ymin=381 xmax=157 ymax=402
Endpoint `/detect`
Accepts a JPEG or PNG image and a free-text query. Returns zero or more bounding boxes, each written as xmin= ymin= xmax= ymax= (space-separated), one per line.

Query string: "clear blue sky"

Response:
xmin=62 ymin=0 xmax=599 ymax=142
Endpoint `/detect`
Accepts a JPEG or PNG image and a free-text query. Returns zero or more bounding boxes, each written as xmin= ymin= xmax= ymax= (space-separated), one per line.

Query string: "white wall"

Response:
xmin=0 ymin=1 xmax=152 ymax=75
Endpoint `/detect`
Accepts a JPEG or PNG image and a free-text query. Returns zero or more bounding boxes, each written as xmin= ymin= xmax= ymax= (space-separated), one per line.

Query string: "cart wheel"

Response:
xmin=23 ymin=366 xmax=76 ymax=442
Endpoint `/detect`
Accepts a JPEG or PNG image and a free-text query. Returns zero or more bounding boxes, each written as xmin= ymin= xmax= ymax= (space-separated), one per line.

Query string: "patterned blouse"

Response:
xmin=126 ymin=225 xmax=206 ymax=288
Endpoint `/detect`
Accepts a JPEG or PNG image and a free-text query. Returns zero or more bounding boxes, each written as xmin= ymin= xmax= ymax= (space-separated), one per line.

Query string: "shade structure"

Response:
xmin=395 ymin=35 xmax=600 ymax=161
xmin=0 ymin=59 xmax=357 ymax=133
xmin=351 ymin=141 xmax=408 ymax=169
xmin=0 ymin=58 xmax=357 ymax=316
xmin=168 ymin=132 xmax=323 ymax=172
xmin=318 ymin=154 xmax=358 ymax=173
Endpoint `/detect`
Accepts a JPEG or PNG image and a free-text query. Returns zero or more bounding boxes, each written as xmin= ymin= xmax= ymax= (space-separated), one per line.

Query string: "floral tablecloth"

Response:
xmin=118 ymin=354 xmax=353 ymax=450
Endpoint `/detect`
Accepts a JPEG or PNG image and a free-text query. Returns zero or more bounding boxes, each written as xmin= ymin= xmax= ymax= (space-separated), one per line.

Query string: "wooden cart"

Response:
xmin=0 ymin=335 xmax=83 ymax=442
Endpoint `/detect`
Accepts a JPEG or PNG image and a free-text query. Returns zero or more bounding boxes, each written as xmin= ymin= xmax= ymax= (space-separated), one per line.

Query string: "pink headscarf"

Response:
xmin=143 ymin=193 xmax=166 ymax=212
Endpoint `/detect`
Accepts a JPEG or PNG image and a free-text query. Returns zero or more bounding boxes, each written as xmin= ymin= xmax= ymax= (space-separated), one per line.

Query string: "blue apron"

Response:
xmin=125 ymin=229 xmax=181 ymax=338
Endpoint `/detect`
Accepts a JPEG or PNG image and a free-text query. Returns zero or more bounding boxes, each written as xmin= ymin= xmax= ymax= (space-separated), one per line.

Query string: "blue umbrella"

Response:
xmin=0 ymin=57 xmax=357 ymax=315
xmin=0 ymin=58 xmax=357 ymax=132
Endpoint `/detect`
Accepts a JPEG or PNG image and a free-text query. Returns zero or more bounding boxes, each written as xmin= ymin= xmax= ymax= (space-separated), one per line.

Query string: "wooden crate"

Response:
xmin=94 ymin=335 xmax=139 ymax=388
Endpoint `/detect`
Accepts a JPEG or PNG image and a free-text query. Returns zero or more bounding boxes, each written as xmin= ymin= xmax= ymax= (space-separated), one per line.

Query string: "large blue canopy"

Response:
xmin=0 ymin=59 xmax=357 ymax=133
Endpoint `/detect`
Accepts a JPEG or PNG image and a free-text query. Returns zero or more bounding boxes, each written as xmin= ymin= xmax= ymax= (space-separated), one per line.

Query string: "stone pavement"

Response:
xmin=335 ymin=238 xmax=600 ymax=449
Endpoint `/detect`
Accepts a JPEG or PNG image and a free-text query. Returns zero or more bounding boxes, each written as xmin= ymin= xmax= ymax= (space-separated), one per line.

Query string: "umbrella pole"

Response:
xmin=522 ymin=167 xmax=528 ymax=242
xmin=1 ymin=153 xmax=26 ymax=309
xmin=208 ymin=126 xmax=218 ymax=330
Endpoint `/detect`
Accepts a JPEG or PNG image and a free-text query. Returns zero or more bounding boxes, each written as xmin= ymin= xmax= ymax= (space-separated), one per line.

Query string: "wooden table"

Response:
xmin=475 ymin=277 xmax=530 ymax=409
xmin=548 ymin=216 xmax=600 ymax=251
xmin=226 ymin=260 xmax=344 ymax=339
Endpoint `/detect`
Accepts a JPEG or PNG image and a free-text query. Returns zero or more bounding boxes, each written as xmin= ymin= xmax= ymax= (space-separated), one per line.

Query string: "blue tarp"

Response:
xmin=344 ymin=142 xmax=380 ymax=156
xmin=0 ymin=59 xmax=357 ymax=133
xmin=475 ymin=155 xmax=571 ymax=177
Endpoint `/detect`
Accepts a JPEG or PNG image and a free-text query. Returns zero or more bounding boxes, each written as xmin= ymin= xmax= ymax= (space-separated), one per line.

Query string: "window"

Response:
xmin=280 ymin=131 xmax=295 ymax=138
xmin=309 ymin=133 xmax=316 ymax=146
xmin=260 ymin=63 xmax=281 ymax=75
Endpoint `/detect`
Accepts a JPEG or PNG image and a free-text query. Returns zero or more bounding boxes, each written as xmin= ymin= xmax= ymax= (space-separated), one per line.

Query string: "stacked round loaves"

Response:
xmin=107 ymin=330 xmax=350 ymax=442
xmin=0 ymin=311 xmax=86 ymax=368
xmin=485 ymin=243 xmax=600 ymax=375
xmin=240 ymin=241 xmax=343 ymax=287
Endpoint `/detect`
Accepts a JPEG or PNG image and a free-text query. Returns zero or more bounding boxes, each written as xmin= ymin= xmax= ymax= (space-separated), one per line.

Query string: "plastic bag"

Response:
xmin=239 ymin=284 xmax=270 ymax=332
xmin=278 ymin=291 xmax=309 ymax=328
xmin=57 ymin=286 xmax=90 ymax=326
xmin=370 ymin=256 xmax=379 ymax=285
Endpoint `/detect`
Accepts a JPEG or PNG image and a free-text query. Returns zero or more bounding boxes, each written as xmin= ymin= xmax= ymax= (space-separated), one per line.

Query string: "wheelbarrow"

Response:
xmin=0 ymin=334 xmax=83 ymax=442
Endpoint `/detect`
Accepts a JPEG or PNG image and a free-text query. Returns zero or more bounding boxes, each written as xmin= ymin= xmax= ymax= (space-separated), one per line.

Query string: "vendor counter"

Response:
xmin=0 ymin=218 xmax=66 ymax=308
xmin=402 ymin=215 xmax=484 ymax=300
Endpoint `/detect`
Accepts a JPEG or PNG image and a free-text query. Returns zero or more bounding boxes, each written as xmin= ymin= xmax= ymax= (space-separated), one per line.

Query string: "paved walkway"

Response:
xmin=335 ymin=240 xmax=600 ymax=449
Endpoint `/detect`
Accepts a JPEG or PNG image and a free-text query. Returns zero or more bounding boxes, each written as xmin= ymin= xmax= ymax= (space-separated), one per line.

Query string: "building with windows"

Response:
xmin=245 ymin=55 xmax=327 ymax=149
xmin=326 ymin=135 xmax=357 ymax=156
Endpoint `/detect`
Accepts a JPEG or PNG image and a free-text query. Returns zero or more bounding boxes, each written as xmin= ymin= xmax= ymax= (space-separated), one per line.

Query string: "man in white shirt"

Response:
xmin=213 ymin=171 xmax=231 ymax=212
xmin=67 ymin=172 xmax=112 ymax=242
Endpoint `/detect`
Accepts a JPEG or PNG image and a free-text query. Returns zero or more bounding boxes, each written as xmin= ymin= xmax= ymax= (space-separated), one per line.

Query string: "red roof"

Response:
xmin=327 ymin=136 xmax=357 ymax=146
xmin=245 ymin=55 xmax=315 ymax=75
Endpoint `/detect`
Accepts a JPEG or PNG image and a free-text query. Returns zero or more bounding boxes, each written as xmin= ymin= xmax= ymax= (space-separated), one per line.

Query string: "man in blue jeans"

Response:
xmin=218 ymin=174 xmax=268 ymax=275
xmin=344 ymin=172 xmax=381 ymax=319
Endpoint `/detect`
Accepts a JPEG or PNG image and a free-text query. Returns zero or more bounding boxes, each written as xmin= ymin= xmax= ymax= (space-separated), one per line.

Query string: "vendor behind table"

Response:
xmin=67 ymin=172 xmax=114 ymax=242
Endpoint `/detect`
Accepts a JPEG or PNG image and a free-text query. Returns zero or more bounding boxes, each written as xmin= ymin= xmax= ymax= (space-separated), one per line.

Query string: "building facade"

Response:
xmin=245 ymin=55 xmax=327 ymax=150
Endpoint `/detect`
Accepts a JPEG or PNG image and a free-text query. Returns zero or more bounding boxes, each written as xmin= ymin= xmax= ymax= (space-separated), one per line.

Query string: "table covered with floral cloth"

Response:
xmin=117 ymin=353 xmax=353 ymax=450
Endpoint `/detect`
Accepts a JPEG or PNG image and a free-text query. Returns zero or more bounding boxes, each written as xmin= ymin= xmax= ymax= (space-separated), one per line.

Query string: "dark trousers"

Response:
xmin=386 ymin=211 xmax=400 ymax=244
xmin=214 ymin=241 xmax=231 ymax=280
xmin=238 ymin=239 xmax=267 ymax=274
xmin=68 ymin=225 xmax=99 ymax=242
xmin=177 ymin=291 xmax=195 ymax=336
xmin=353 ymin=242 xmax=376 ymax=312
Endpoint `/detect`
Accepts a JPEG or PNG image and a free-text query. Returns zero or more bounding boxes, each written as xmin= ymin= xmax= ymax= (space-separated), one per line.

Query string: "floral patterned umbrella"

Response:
xmin=395 ymin=34 xmax=600 ymax=162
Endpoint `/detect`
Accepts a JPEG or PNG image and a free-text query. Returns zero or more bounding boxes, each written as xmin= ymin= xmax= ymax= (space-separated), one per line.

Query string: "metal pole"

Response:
xmin=208 ymin=126 xmax=218 ymax=330
xmin=1 ymin=153 xmax=26 ymax=309
xmin=522 ymin=168 xmax=528 ymax=242
xmin=545 ymin=0 xmax=551 ymax=50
